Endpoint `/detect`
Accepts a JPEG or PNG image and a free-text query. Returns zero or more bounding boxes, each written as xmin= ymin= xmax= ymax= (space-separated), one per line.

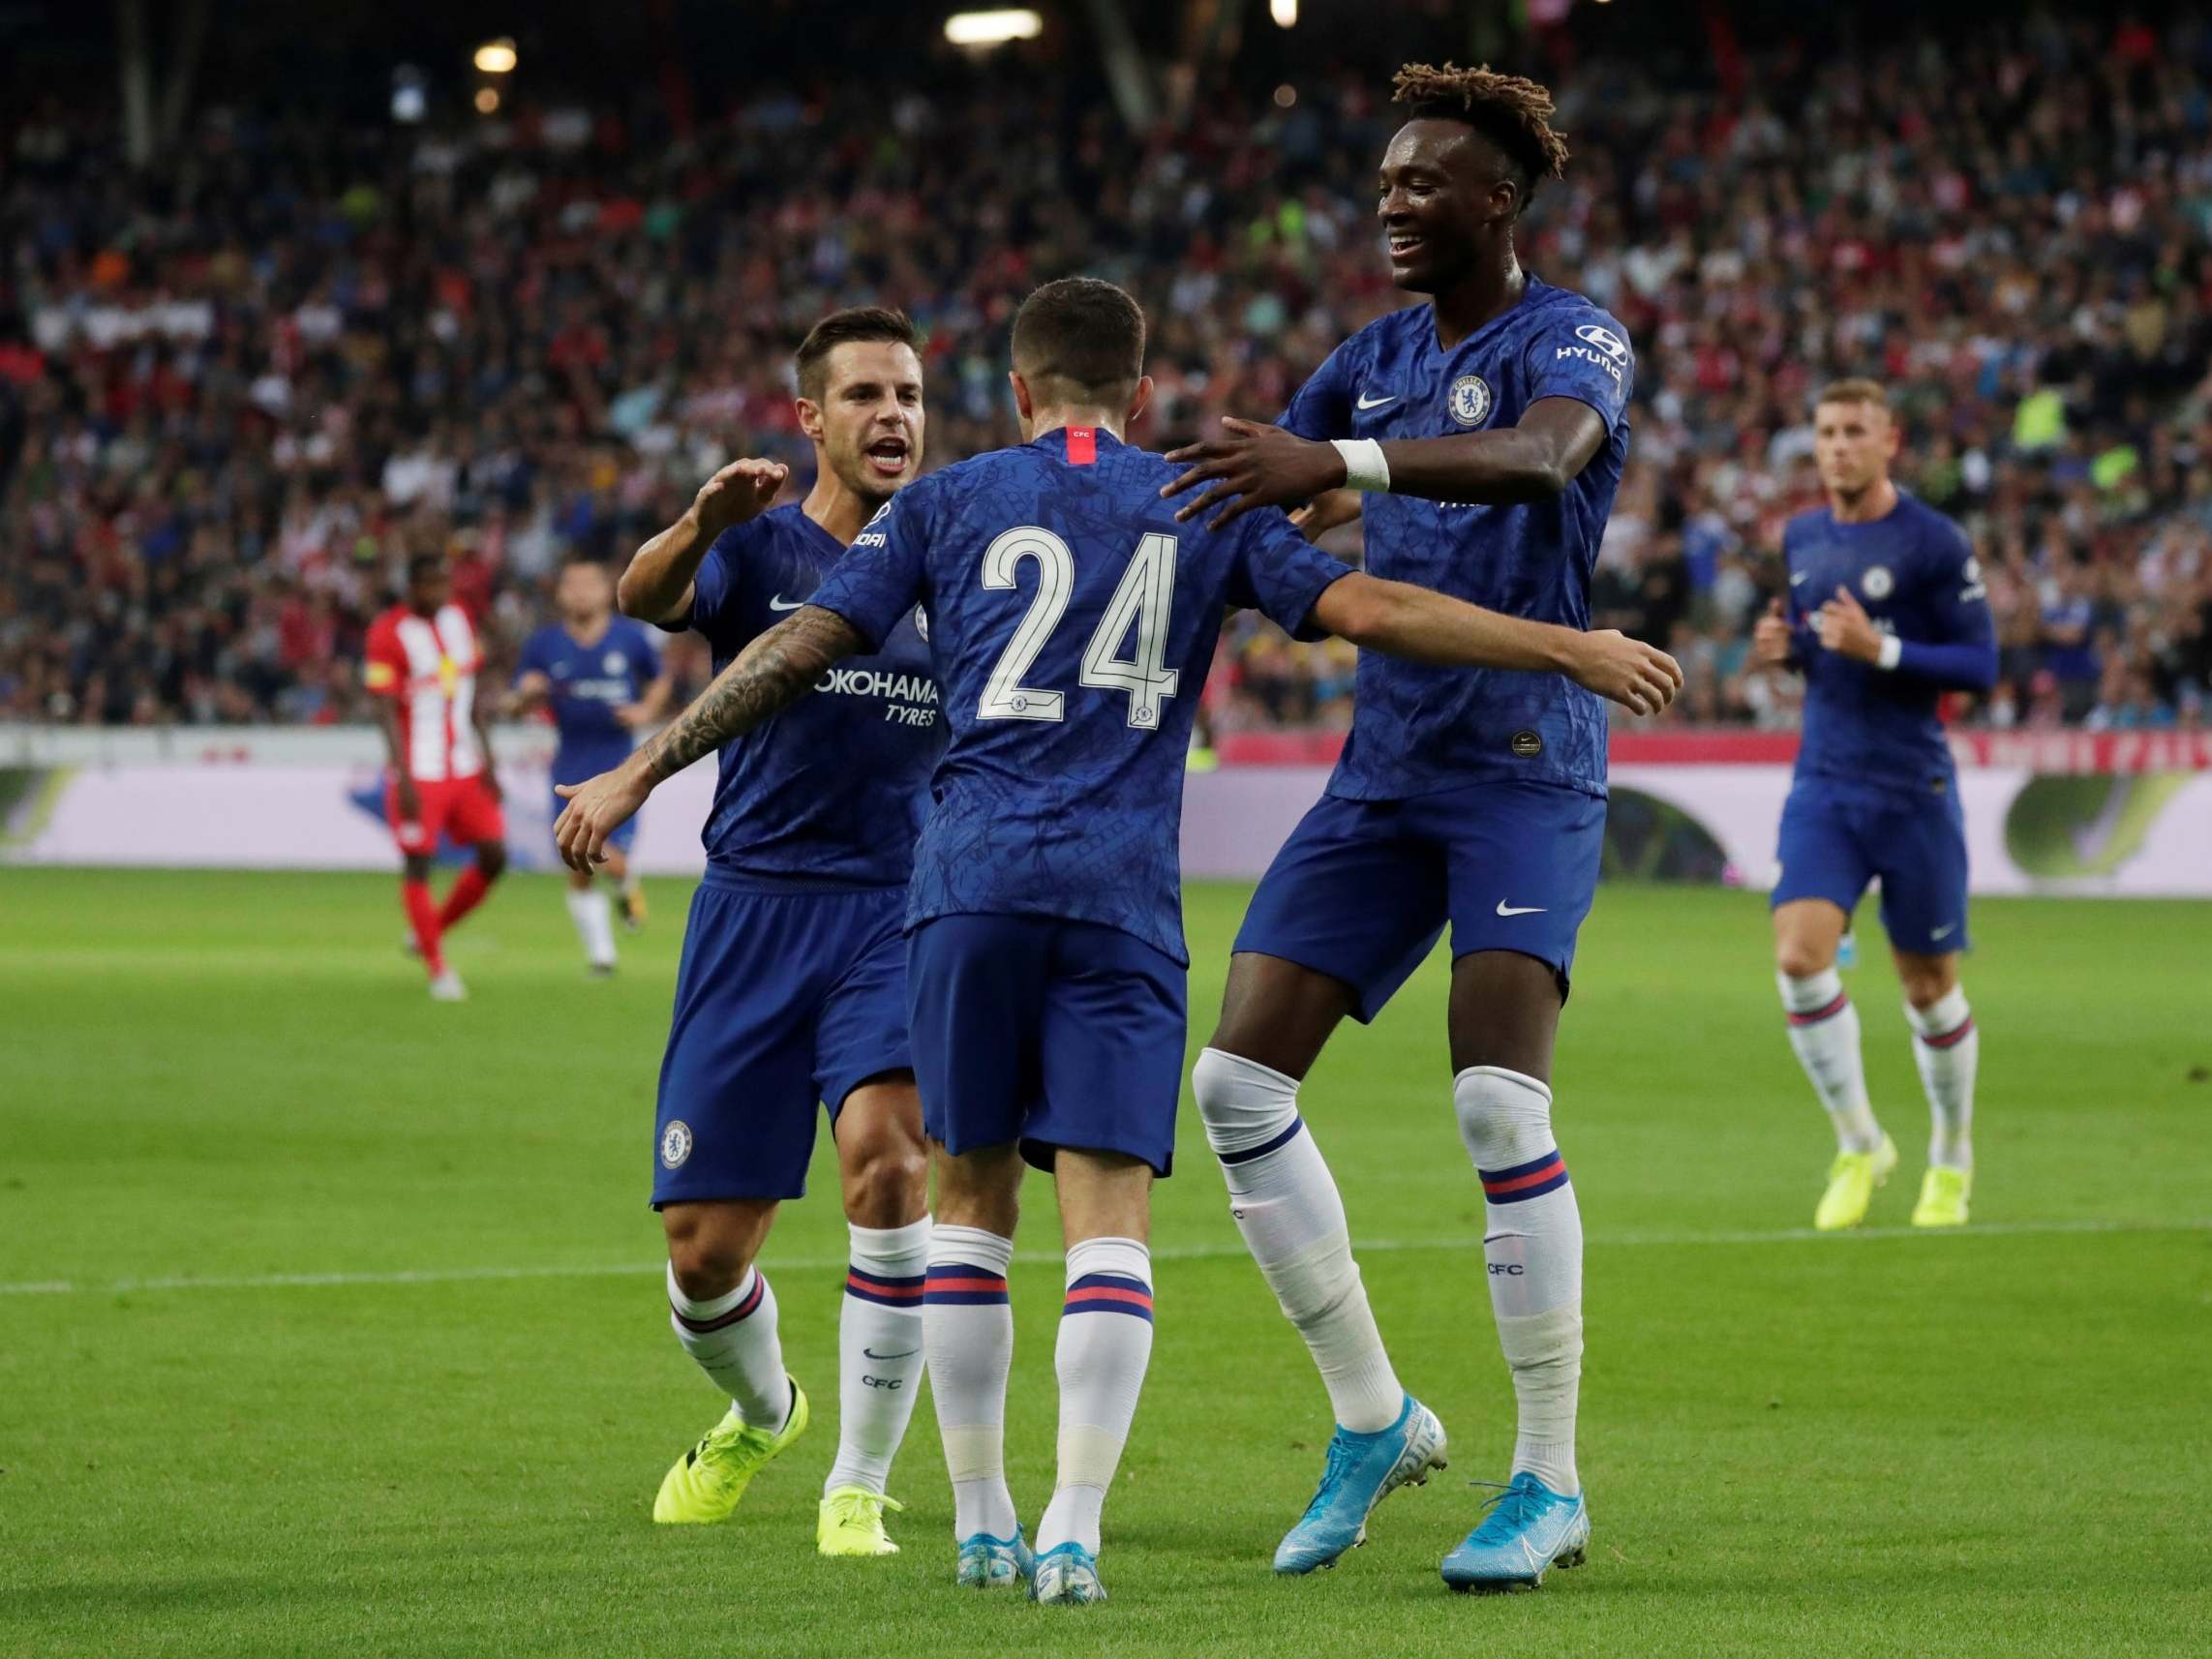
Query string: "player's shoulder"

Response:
xmin=1781 ymin=505 xmax=1832 ymax=551
xmin=1896 ymin=493 xmax=1972 ymax=559
xmin=367 ymin=602 xmax=409 ymax=641
xmin=1522 ymin=279 xmax=1633 ymax=355
xmin=712 ymin=501 xmax=800 ymax=559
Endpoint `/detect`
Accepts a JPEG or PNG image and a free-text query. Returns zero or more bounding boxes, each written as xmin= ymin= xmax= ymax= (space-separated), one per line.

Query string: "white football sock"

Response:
xmin=666 ymin=1261 xmax=790 ymax=1430
xmin=1194 ymin=1047 xmax=1404 ymax=1433
xmin=1905 ymin=986 xmax=1977 ymax=1169
xmin=565 ymin=887 xmax=617 ymax=968
xmin=826 ymin=1217 xmax=929 ymax=1497
xmin=1779 ymin=969 xmax=1882 ymax=1153
xmin=1456 ymin=1066 xmax=1582 ymax=1496
xmin=924 ymin=1223 xmax=1017 ymax=1542
xmin=1037 ymin=1236 xmax=1154 ymax=1558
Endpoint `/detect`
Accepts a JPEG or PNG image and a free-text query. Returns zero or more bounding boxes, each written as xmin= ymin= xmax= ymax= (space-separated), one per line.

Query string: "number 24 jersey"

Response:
xmin=810 ymin=426 xmax=1352 ymax=965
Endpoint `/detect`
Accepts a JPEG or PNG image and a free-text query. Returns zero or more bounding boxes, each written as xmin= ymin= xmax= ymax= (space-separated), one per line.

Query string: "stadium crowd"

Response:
xmin=5 ymin=12 xmax=2212 ymax=732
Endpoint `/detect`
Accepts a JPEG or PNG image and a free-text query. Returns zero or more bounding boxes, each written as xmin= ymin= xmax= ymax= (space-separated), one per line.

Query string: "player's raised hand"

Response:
xmin=1751 ymin=597 xmax=1796 ymax=669
xmin=1815 ymin=585 xmax=1883 ymax=662
xmin=1162 ymin=419 xmax=1346 ymax=530
xmin=1565 ymin=629 xmax=1683 ymax=716
xmin=690 ymin=459 xmax=789 ymax=540
xmin=554 ymin=761 xmax=653 ymax=871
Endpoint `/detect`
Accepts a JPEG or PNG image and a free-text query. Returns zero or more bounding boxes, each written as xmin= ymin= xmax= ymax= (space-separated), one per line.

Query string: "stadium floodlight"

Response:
xmin=1271 ymin=0 xmax=1297 ymax=27
xmin=943 ymin=9 xmax=1044 ymax=47
xmin=473 ymin=39 xmax=519 ymax=75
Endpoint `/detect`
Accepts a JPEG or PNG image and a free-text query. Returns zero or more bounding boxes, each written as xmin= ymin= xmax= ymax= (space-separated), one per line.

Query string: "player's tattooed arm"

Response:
xmin=552 ymin=606 xmax=863 ymax=871
xmin=638 ymin=606 xmax=864 ymax=781
xmin=1163 ymin=399 xmax=1607 ymax=529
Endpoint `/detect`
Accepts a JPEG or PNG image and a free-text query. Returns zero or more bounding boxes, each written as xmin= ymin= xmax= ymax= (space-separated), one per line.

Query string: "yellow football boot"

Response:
xmin=1813 ymin=1133 xmax=1897 ymax=1231
xmin=817 ymin=1486 xmax=904 ymax=1556
xmin=1911 ymin=1165 xmax=1972 ymax=1228
xmin=651 ymin=1382 xmax=808 ymax=1523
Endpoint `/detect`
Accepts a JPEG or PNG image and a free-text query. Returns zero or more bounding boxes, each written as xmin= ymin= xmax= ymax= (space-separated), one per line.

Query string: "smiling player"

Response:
xmin=1158 ymin=64 xmax=1640 ymax=1591
xmin=1751 ymin=379 xmax=1997 ymax=1231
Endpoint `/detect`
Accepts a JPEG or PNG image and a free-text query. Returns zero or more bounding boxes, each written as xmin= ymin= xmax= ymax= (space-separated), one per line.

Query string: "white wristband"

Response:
xmin=1330 ymin=437 xmax=1391 ymax=494
xmin=1875 ymin=634 xmax=1902 ymax=671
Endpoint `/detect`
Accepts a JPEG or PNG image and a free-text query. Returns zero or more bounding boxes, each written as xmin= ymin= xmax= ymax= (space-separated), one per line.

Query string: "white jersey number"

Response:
xmin=977 ymin=527 xmax=1180 ymax=728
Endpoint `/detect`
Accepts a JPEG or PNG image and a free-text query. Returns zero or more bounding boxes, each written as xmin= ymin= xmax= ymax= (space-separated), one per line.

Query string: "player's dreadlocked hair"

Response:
xmin=1392 ymin=63 xmax=1569 ymax=215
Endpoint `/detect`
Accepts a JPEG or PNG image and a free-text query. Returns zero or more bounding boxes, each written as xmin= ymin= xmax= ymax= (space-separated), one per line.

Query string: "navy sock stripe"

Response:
xmin=1217 ymin=1115 xmax=1304 ymax=1165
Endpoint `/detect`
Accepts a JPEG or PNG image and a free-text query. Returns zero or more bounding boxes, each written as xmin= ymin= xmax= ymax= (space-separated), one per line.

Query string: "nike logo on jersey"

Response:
xmin=1495 ymin=901 xmax=1548 ymax=917
xmin=1930 ymin=923 xmax=1957 ymax=941
xmin=768 ymin=595 xmax=805 ymax=611
xmin=1790 ymin=572 xmax=1809 ymax=586
xmin=1356 ymin=392 xmax=1397 ymax=409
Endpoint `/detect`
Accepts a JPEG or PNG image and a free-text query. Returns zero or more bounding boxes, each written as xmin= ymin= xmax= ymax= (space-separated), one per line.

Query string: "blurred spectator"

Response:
xmin=4 ymin=14 xmax=2212 ymax=733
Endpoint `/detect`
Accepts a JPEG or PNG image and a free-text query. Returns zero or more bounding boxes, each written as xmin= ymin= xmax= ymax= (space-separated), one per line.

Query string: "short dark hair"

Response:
xmin=1392 ymin=62 xmax=1569 ymax=216
xmin=407 ymin=551 xmax=445 ymax=583
xmin=1010 ymin=278 xmax=1147 ymax=407
xmin=795 ymin=307 xmax=922 ymax=402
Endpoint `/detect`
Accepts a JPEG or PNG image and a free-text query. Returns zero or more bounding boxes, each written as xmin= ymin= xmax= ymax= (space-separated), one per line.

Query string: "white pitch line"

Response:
xmin=2 ymin=1217 xmax=2204 ymax=1300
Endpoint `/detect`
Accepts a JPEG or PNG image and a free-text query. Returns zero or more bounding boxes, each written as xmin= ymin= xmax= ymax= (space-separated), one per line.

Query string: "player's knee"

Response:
xmin=1774 ymin=936 xmax=1833 ymax=980
xmin=1453 ymin=1065 xmax=1556 ymax=1171
xmin=662 ymin=1205 xmax=767 ymax=1298
xmin=1895 ymin=957 xmax=1957 ymax=1010
xmin=665 ymin=1230 xmax=754 ymax=1301
xmin=475 ymin=842 xmax=507 ymax=880
xmin=403 ymin=855 xmax=433 ymax=883
xmin=1192 ymin=1046 xmax=1296 ymax=1153
xmin=842 ymin=1137 xmax=928 ymax=1227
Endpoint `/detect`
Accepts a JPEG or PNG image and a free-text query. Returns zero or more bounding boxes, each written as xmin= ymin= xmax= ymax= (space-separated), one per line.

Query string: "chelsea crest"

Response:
xmin=1449 ymin=374 xmax=1494 ymax=428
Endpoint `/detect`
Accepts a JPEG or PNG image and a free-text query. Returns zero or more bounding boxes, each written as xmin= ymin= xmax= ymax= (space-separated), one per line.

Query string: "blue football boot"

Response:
xmin=954 ymin=1525 xmax=1034 ymax=1589
xmin=1271 ymin=1394 xmax=1449 ymax=1574
xmin=1029 ymin=1542 xmax=1106 ymax=1605
xmin=1439 ymin=1472 xmax=1589 ymax=1592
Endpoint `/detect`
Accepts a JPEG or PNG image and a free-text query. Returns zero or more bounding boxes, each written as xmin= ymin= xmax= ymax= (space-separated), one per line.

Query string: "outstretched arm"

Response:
xmin=552 ymin=606 xmax=862 ymax=869
xmin=1163 ymin=399 xmax=1608 ymax=530
xmin=1312 ymin=572 xmax=1682 ymax=716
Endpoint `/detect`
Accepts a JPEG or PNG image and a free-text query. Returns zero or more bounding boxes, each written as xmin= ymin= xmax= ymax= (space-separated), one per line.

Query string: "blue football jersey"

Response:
xmin=680 ymin=503 xmax=943 ymax=888
xmin=517 ymin=618 xmax=661 ymax=782
xmin=810 ymin=427 xmax=1352 ymax=963
xmin=1782 ymin=494 xmax=1994 ymax=792
xmin=1282 ymin=276 xmax=1633 ymax=800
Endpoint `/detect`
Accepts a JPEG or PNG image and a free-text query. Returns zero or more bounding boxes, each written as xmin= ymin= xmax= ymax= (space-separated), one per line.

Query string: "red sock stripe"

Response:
xmin=671 ymin=1271 xmax=765 ymax=1333
xmin=844 ymin=1268 xmax=925 ymax=1304
xmin=1479 ymin=1153 xmax=1568 ymax=1198
xmin=1788 ymin=992 xmax=1851 ymax=1027
xmin=1063 ymin=1274 xmax=1153 ymax=1320
xmin=1919 ymin=1015 xmax=1975 ymax=1049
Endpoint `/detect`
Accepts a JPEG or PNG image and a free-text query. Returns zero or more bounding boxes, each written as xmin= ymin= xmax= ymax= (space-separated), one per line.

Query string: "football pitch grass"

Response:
xmin=3 ymin=869 xmax=2207 ymax=1658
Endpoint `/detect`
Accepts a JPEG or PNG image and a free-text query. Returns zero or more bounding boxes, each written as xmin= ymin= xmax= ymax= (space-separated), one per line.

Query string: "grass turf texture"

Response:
xmin=2 ymin=869 xmax=2207 ymax=1658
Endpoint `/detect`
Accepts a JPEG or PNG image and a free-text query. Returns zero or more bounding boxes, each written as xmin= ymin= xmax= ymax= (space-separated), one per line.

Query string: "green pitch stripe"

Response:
xmin=4 ymin=1216 xmax=2204 ymax=1299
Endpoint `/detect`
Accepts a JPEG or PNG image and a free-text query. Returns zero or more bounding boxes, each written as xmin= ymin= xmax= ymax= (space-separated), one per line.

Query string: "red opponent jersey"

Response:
xmin=364 ymin=602 xmax=486 ymax=781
